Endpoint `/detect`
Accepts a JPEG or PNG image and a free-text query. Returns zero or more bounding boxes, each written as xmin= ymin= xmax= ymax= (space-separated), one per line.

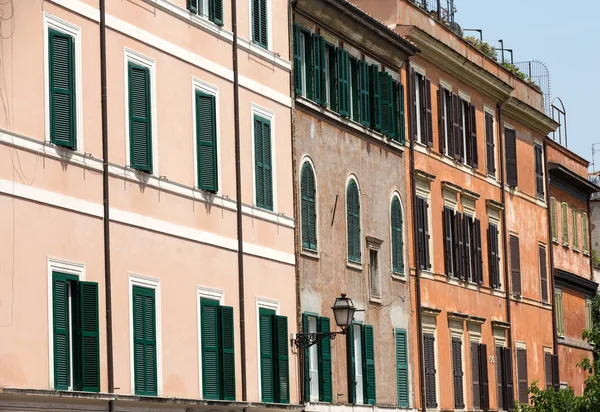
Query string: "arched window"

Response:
xmin=347 ymin=179 xmax=361 ymax=262
xmin=391 ymin=197 xmax=404 ymax=274
xmin=300 ymin=162 xmax=317 ymax=250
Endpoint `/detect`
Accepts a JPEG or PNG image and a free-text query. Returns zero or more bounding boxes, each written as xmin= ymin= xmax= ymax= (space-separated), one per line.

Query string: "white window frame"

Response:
xmin=449 ymin=320 xmax=467 ymax=411
xmin=390 ymin=191 xmax=407 ymax=280
xmin=484 ymin=105 xmax=497 ymax=179
xmin=412 ymin=64 xmax=426 ymax=145
xmin=299 ymin=32 xmax=307 ymax=98
xmin=462 ymin=199 xmax=476 ymax=284
xmin=251 ymin=103 xmax=278 ymax=212
xmin=128 ymin=273 xmax=163 ymax=396
xmin=368 ymin=241 xmax=382 ymax=301
xmin=43 ymin=13 xmax=84 ymax=153
xmin=124 ymin=48 xmax=159 ymax=176
xmin=299 ymin=156 xmax=319 ymax=255
xmin=256 ymin=297 xmax=280 ymax=402
xmin=46 ymin=257 xmax=86 ymax=390
xmin=196 ymin=286 xmax=225 ymax=399
xmin=192 ymin=77 xmax=222 ymax=194
xmin=555 ymin=287 xmax=564 ymax=337
xmin=345 ymin=174 xmax=363 ymax=267
xmin=305 ymin=313 xmax=320 ymax=401
xmin=416 ymin=177 xmax=433 ymax=274
xmin=534 ymin=140 xmax=546 ymax=200
xmin=353 ymin=322 xmax=365 ymax=405
xmin=422 ymin=315 xmax=440 ymax=408
xmin=249 ymin=0 xmax=273 ymax=51
xmin=488 ymin=208 xmax=504 ymax=292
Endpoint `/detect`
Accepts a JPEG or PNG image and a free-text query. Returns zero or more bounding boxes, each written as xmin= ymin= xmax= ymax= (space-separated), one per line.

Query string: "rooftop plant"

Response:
xmin=464 ymin=36 xmax=498 ymax=61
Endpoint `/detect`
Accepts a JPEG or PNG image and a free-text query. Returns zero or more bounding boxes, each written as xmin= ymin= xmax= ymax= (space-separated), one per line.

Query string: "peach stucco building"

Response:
xmin=0 ymin=0 xmax=298 ymax=411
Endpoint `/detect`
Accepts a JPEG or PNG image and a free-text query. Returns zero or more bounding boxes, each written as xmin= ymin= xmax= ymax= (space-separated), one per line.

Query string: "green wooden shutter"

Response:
xmin=583 ymin=213 xmax=590 ymax=253
xmin=561 ymin=203 xmax=568 ymax=244
xmin=196 ymin=91 xmax=218 ymax=192
xmin=209 ymin=0 xmax=223 ymax=25
xmin=362 ymin=325 xmax=376 ymax=405
xmin=337 ymin=48 xmax=350 ymax=117
xmin=49 ymin=29 xmax=76 ymax=149
xmin=359 ymin=61 xmax=371 ymax=126
xmin=53 ymin=272 xmax=71 ymax=390
xmin=219 ymin=305 xmax=235 ymax=400
xmin=79 ymin=281 xmax=100 ymax=392
xmin=318 ymin=317 xmax=332 ymax=402
xmin=380 ymin=72 xmax=393 ymax=136
xmin=398 ymin=82 xmax=405 ymax=143
xmin=550 ymin=198 xmax=557 ymax=241
xmin=302 ymin=314 xmax=311 ymax=402
xmin=188 ymin=0 xmax=198 ymax=13
xmin=259 ymin=308 xmax=275 ymax=402
xmin=572 ymin=208 xmax=579 ymax=249
xmin=128 ymin=62 xmax=152 ymax=172
xmin=395 ymin=329 xmax=409 ymax=407
xmin=312 ymin=34 xmax=325 ymax=105
xmin=391 ymin=197 xmax=404 ymax=274
xmin=293 ymin=25 xmax=302 ymax=96
xmin=347 ymin=180 xmax=361 ymax=262
xmin=201 ymin=298 xmax=220 ymax=399
xmin=347 ymin=325 xmax=356 ymax=404
xmin=275 ymin=315 xmax=290 ymax=403
xmin=370 ymin=65 xmax=381 ymax=131
xmin=252 ymin=0 xmax=268 ymax=48
xmin=133 ymin=286 xmax=157 ymax=396
xmin=254 ymin=116 xmax=273 ymax=210
xmin=301 ymin=163 xmax=317 ymax=250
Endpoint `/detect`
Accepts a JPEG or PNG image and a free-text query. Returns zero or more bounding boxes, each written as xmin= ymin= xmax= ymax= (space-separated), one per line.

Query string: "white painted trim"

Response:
xmin=251 ymin=103 xmax=278 ymax=212
xmin=411 ymin=62 xmax=426 ymax=76
xmin=248 ymin=0 xmax=273 ymax=53
xmin=43 ymin=13 xmax=84 ymax=153
xmin=439 ymin=78 xmax=453 ymax=92
xmin=345 ymin=174 xmax=363 ymax=264
xmin=422 ymin=315 xmax=440 ymax=406
xmin=128 ymin=273 xmax=163 ymax=396
xmin=534 ymin=140 xmax=546 ymax=201
xmin=47 ymin=257 xmax=86 ymax=390
xmin=458 ymin=89 xmax=471 ymax=103
xmin=504 ymin=122 xmax=515 ymax=131
xmin=467 ymin=322 xmax=482 ymax=343
xmin=493 ymin=327 xmax=507 ymax=348
xmin=196 ymin=286 xmax=225 ymax=398
xmin=124 ymin=48 xmax=159 ymax=176
xmin=390 ymin=191 xmax=407 ymax=278
xmin=191 ymin=77 xmax=222 ymax=194
xmin=256 ymin=297 xmax=280 ymax=401
xmin=0 ymin=176 xmax=295 ymax=265
xmin=299 ymin=156 xmax=319 ymax=253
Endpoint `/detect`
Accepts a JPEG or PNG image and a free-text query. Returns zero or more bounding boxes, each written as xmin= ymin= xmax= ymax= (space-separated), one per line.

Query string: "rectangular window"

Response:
xmin=510 ymin=235 xmax=521 ymax=296
xmin=573 ymin=209 xmax=579 ymax=250
xmin=49 ymin=28 xmax=77 ymax=150
xmin=195 ymin=90 xmax=218 ymax=192
xmin=438 ymin=87 xmax=454 ymax=157
xmin=416 ymin=196 xmax=431 ymax=270
xmin=454 ymin=212 xmax=465 ymax=279
xmin=369 ymin=249 xmax=381 ymax=299
xmin=464 ymin=102 xmax=478 ymax=168
xmin=132 ymin=285 xmax=157 ymax=396
xmin=312 ymin=34 xmax=326 ymax=105
xmin=443 ymin=207 xmax=455 ymax=277
xmin=488 ymin=222 xmax=501 ymax=289
xmin=337 ymin=48 xmax=350 ymax=117
xmin=200 ymin=298 xmax=235 ymax=400
xmin=471 ymin=343 xmax=489 ymax=410
xmin=358 ymin=61 xmax=371 ymax=126
xmin=555 ymin=288 xmax=564 ymax=336
xmin=505 ymin=128 xmax=518 ymax=186
xmin=464 ymin=215 xmax=473 ymax=281
xmin=423 ymin=333 xmax=437 ymax=408
xmin=251 ymin=0 xmax=268 ymax=48
xmin=539 ymin=245 xmax=548 ymax=303
xmin=370 ymin=64 xmax=381 ymax=131
xmin=350 ymin=56 xmax=359 ymax=122
xmin=586 ymin=298 xmax=593 ymax=330
xmin=550 ymin=198 xmax=557 ymax=241
xmin=496 ymin=346 xmax=514 ymax=411
xmin=544 ymin=352 xmax=560 ymax=390
xmin=485 ymin=112 xmax=495 ymax=176
xmin=128 ymin=62 xmax=153 ymax=173
xmin=412 ymin=71 xmax=433 ymax=146
xmin=52 ymin=272 xmax=100 ymax=392
xmin=302 ymin=314 xmax=332 ymax=402
xmin=254 ymin=114 xmax=273 ymax=210
xmin=452 ymin=95 xmax=463 ymax=161
xmin=583 ymin=212 xmax=590 ymax=254
xmin=452 ymin=338 xmax=464 ymax=409
xmin=259 ymin=308 xmax=289 ymax=403
xmin=516 ymin=348 xmax=528 ymax=405
xmin=187 ymin=0 xmax=223 ymax=25
xmin=395 ymin=329 xmax=409 ymax=407
xmin=347 ymin=323 xmax=376 ymax=405
xmin=561 ymin=203 xmax=569 ymax=245
xmin=535 ymin=143 xmax=544 ymax=198
xmin=325 ymin=43 xmax=336 ymax=111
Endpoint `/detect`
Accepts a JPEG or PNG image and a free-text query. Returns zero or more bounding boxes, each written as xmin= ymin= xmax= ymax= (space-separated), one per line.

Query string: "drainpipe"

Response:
xmin=543 ymin=140 xmax=559 ymax=363
xmin=407 ymin=60 xmax=427 ymax=412
xmin=231 ymin=0 xmax=248 ymax=401
xmin=496 ymin=103 xmax=512 ymax=348
xmin=99 ymin=0 xmax=115 ymax=409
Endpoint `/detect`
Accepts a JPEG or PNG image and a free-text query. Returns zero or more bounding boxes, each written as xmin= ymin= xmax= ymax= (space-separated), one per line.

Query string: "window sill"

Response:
xmin=491 ymin=289 xmax=506 ymax=298
xmin=347 ymin=261 xmax=363 ymax=272
xmin=369 ymin=295 xmax=382 ymax=304
xmin=584 ymin=251 xmax=591 ymax=257
xmin=552 ymin=239 xmax=559 ymax=245
xmin=301 ymin=249 xmax=320 ymax=260
xmin=391 ymin=272 xmax=407 ymax=282
xmin=562 ymin=243 xmax=570 ymax=249
xmin=420 ymin=270 xmax=435 ymax=280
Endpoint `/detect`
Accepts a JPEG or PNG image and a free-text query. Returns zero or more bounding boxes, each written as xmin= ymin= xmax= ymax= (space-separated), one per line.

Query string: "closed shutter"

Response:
xmin=53 ymin=273 xmax=71 ymax=390
xmin=391 ymin=198 xmax=404 ymax=274
xmin=293 ymin=25 xmax=302 ymax=96
xmin=395 ymin=329 xmax=409 ymax=407
xmin=517 ymin=349 xmax=528 ymax=405
xmin=362 ymin=325 xmax=376 ymax=405
xmin=438 ymin=89 xmax=446 ymax=154
xmin=219 ymin=305 xmax=235 ymax=400
xmin=555 ymin=289 xmax=564 ymax=336
xmin=463 ymin=216 xmax=472 ymax=282
xmin=423 ymin=333 xmax=437 ymax=408
xmin=551 ymin=355 xmax=560 ymax=390
xmin=485 ymin=112 xmax=495 ymax=175
xmin=470 ymin=104 xmax=478 ymax=168
xmin=502 ymin=347 xmax=515 ymax=411
xmin=583 ymin=213 xmax=590 ymax=253
xmin=561 ymin=203 xmax=568 ymax=244
xmin=425 ymin=79 xmax=433 ymax=146
xmin=370 ymin=65 xmax=382 ymax=131
xmin=572 ymin=209 xmax=579 ymax=249
xmin=479 ymin=344 xmax=490 ymax=409
xmin=347 ymin=325 xmax=356 ymax=404
xmin=133 ymin=286 xmax=157 ymax=396
xmin=471 ymin=343 xmax=480 ymax=409
xmin=188 ymin=0 xmax=198 ymax=13
xmin=337 ymin=49 xmax=350 ymax=117
xmin=347 ymin=181 xmax=361 ymax=263
xmin=128 ymin=62 xmax=152 ymax=172
xmin=496 ymin=347 xmax=504 ymax=411
xmin=544 ymin=353 xmax=552 ymax=389
xmin=359 ymin=61 xmax=371 ymax=126
xmin=446 ymin=91 xmax=455 ymax=157
xmin=454 ymin=212 xmax=464 ymax=280
xmin=49 ymin=29 xmax=76 ymax=149
xmin=275 ymin=316 xmax=290 ymax=403
xmin=535 ymin=144 xmax=544 ymax=197
xmin=350 ymin=57 xmax=359 ymax=122
xmin=397 ymin=82 xmax=406 ymax=144
xmin=539 ymin=246 xmax=548 ymax=302
xmin=410 ymin=70 xmax=418 ymax=141
xmin=79 ymin=282 xmax=100 ymax=392
xmin=327 ymin=45 xmax=337 ymax=112
xmin=300 ymin=163 xmax=317 ymax=251
xmin=209 ymin=0 xmax=223 ymax=25
xmin=443 ymin=207 xmax=454 ymax=277
xmin=452 ymin=95 xmax=461 ymax=160
xmin=318 ymin=317 xmax=333 ymax=402
xmin=474 ymin=219 xmax=483 ymax=284
xmin=254 ymin=116 xmax=273 ymax=210
xmin=505 ymin=128 xmax=518 ymax=186
xmin=488 ymin=223 xmax=500 ymax=288
xmin=312 ymin=35 xmax=325 ymax=105
xmin=302 ymin=314 xmax=311 ymax=402
xmin=259 ymin=308 xmax=275 ymax=402
xmin=416 ymin=197 xmax=430 ymax=270
xmin=252 ymin=0 xmax=268 ymax=48
xmin=550 ymin=198 xmax=557 ymax=241
xmin=201 ymin=298 xmax=220 ymax=399
xmin=380 ymin=72 xmax=393 ymax=136
xmin=510 ymin=236 xmax=521 ymax=296
xmin=196 ymin=91 xmax=218 ymax=192
xmin=452 ymin=338 xmax=464 ymax=409
xmin=458 ymin=99 xmax=465 ymax=162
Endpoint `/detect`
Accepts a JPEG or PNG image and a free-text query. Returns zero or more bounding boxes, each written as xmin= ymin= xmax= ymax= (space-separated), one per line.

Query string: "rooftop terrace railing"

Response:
xmin=410 ymin=0 xmax=456 ymax=25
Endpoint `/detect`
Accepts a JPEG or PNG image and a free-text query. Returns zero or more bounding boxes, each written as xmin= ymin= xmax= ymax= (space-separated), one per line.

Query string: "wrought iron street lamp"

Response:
xmin=294 ymin=294 xmax=360 ymax=348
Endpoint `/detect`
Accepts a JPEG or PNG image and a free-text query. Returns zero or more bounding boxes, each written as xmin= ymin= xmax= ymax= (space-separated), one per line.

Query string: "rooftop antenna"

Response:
xmin=592 ymin=143 xmax=600 ymax=174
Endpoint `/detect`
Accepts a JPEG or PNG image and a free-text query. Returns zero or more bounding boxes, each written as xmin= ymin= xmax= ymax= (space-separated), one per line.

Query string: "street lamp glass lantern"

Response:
xmin=331 ymin=293 xmax=356 ymax=329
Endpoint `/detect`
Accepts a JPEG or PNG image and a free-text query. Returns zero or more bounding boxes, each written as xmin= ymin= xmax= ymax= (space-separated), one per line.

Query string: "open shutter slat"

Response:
xmin=505 ymin=128 xmax=518 ymax=186
xmin=79 ymin=281 xmax=100 ymax=392
xmin=293 ymin=25 xmax=302 ymax=96
xmin=479 ymin=344 xmax=489 ymax=409
xmin=220 ymin=305 xmax=235 ymax=400
xmin=396 ymin=329 xmax=409 ymax=407
xmin=53 ymin=273 xmax=71 ymax=390
xmin=424 ymin=334 xmax=437 ymax=408
xmin=485 ymin=112 xmax=495 ymax=175
xmin=425 ymin=79 xmax=433 ymax=146
xmin=471 ymin=343 xmax=480 ymax=409
xmin=318 ymin=317 xmax=332 ymax=402
xmin=196 ymin=91 xmax=218 ymax=192
xmin=443 ymin=207 xmax=454 ymax=277
xmin=438 ymin=88 xmax=446 ymax=154
xmin=370 ymin=65 xmax=381 ymax=131
xmin=517 ymin=349 xmax=528 ymax=405
xmin=539 ymin=246 xmax=548 ymax=302
xmin=49 ymin=29 xmax=76 ymax=149
xmin=128 ymin=63 xmax=152 ymax=172
xmin=362 ymin=325 xmax=376 ymax=405
xmin=209 ymin=0 xmax=223 ymax=25
xmin=347 ymin=325 xmax=356 ymax=404
xmin=133 ymin=286 xmax=157 ymax=396
xmin=470 ymin=104 xmax=478 ymax=168
xmin=275 ymin=316 xmax=290 ymax=403
xmin=201 ymin=298 xmax=220 ymax=399
xmin=452 ymin=338 xmax=464 ymax=409
xmin=259 ymin=308 xmax=275 ymax=402
xmin=358 ymin=61 xmax=371 ymax=126
xmin=510 ymin=236 xmax=521 ymax=296
xmin=391 ymin=198 xmax=404 ymax=274
xmin=410 ymin=69 xmax=418 ymax=141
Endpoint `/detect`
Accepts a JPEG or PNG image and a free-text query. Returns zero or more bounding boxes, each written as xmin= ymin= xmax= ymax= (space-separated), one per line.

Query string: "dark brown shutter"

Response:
xmin=517 ymin=349 xmax=528 ymax=405
xmin=438 ymin=89 xmax=446 ymax=154
xmin=464 ymin=215 xmax=472 ymax=281
xmin=544 ymin=353 xmax=552 ymax=389
xmin=475 ymin=219 xmax=483 ymax=284
xmin=485 ymin=112 xmax=495 ymax=175
xmin=552 ymin=355 xmax=560 ymax=390
xmin=510 ymin=236 xmax=521 ymax=296
xmin=458 ymin=100 xmax=465 ymax=162
xmin=465 ymin=103 xmax=473 ymax=166
xmin=454 ymin=212 xmax=464 ymax=279
xmin=488 ymin=223 xmax=500 ymax=288
xmin=410 ymin=69 xmax=418 ymax=142
xmin=502 ymin=347 xmax=514 ymax=411
xmin=452 ymin=94 xmax=461 ymax=160
xmin=443 ymin=207 xmax=454 ymax=277
xmin=496 ymin=346 xmax=504 ymax=411
xmin=424 ymin=334 xmax=437 ymax=408
xmin=452 ymin=338 xmax=464 ymax=409
xmin=535 ymin=144 xmax=544 ymax=197
xmin=505 ymin=128 xmax=518 ymax=186
xmin=471 ymin=343 xmax=481 ymax=409
xmin=425 ymin=79 xmax=433 ymax=147
xmin=470 ymin=104 xmax=478 ymax=168
xmin=479 ymin=344 xmax=489 ymax=409
xmin=417 ymin=197 xmax=430 ymax=270
xmin=539 ymin=246 xmax=548 ymax=302
xmin=446 ymin=91 xmax=455 ymax=157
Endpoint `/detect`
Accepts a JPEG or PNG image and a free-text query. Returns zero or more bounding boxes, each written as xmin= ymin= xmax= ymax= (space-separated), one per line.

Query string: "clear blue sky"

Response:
xmin=454 ymin=0 xmax=598 ymax=169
